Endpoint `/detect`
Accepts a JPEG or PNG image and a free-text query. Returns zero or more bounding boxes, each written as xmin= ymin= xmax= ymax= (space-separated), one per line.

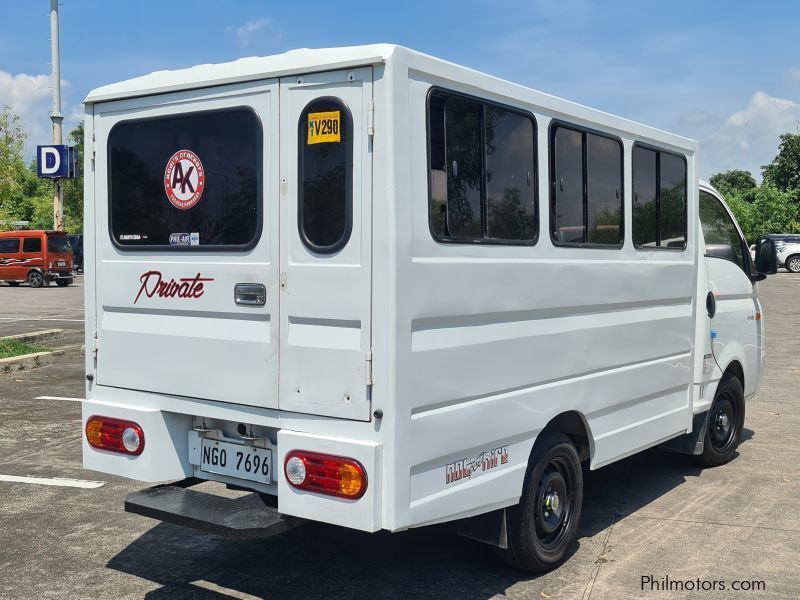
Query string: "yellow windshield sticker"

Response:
xmin=307 ymin=111 xmax=341 ymax=144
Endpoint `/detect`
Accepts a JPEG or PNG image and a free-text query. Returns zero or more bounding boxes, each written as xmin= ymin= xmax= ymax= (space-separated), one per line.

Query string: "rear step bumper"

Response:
xmin=124 ymin=478 xmax=303 ymax=540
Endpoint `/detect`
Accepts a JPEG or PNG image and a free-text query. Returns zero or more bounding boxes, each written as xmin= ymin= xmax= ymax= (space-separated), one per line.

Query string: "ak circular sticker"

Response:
xmin=164 ymin=150 xmax=205 ymax=210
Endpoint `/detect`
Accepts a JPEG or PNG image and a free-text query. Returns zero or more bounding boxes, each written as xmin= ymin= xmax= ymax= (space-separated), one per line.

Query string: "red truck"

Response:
xmin=0 ymin=230 xmax=74 ymax=287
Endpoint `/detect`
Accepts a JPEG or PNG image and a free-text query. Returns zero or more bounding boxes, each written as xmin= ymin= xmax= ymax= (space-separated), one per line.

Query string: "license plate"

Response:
xmin=57 ymin=261 xmax=66 ymax=266
xmin=200 ymin=439 xmax=272 ymax=484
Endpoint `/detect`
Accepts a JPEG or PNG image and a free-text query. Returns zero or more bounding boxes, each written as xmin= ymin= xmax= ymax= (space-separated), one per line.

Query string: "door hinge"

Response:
xmin=367 ymin=101 xmax=375 ymax=138
xmin=91 ymin=133 xmax=96 ymax=158
xmin=92 ymin=331 xmax=99 ymax=358
xmin=280 ymin=273 xmax=287 ymax=290
xmin=366 ymin=351 xmax=373 ymax=386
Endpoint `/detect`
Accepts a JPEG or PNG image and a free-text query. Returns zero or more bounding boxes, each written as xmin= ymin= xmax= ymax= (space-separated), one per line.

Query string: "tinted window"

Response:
xmin=699 ymin=191 xmax=745 ymax=271
xmin=552 ymin=127 xmax=584 ymax=244
xmin=298 ymin=99 xmax=352 ymax=253
xmin=551 ymin=125 xmax=623 ymax=246
xmin=23 ymin=238 xmax=41 ymax=253
xmin=47 ymin=236 xmax=72 ymax=253
xmin=428 ymin=89 xmax=536 ymax=244
xmin=0 ymin=239 xmax=20 ymax=254
xmin=587 ymin=134 xmax=623 ymax=244
xmin=632 ymin=146 xmax=658 ymax=247
xmin=485 ymin=107 xmax=536 ymax=241
xmin=633 ymin=145 xmax=686 ymax=249
xmin=660 ymin=153 xmax=687 ymax=248
xmin=109 ymin=108 xmax=261 ymax=248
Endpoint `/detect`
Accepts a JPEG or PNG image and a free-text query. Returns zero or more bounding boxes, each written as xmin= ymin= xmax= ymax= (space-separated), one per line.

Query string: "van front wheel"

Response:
xmin=501 ymin=432 xmax=583 ymax=572
xmin=696 ymin=375 xmax=744 ymax=467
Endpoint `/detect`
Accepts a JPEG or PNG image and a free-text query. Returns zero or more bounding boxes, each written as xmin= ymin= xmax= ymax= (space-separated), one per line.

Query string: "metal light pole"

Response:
xmin=50 ymin=0 xmax=64 ymax=231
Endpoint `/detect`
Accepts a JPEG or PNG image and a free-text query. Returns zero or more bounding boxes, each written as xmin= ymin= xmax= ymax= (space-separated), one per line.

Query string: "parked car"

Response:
xmin=68 ymin=233 xmax=83 ymax=273
xmin=777 ymin=242 xmax=800 ymax=273
xmin=0 ymin=230 xmax=74 ymax=287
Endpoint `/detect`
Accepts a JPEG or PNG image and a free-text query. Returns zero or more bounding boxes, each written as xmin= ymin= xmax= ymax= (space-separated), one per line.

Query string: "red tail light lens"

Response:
xmin=284 ymin=451 xmax=367 ymax=499
xmin=85 ymin=416 xmax=144 ymax=456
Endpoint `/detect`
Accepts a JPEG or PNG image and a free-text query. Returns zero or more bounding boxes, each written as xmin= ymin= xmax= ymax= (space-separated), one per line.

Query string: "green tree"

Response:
xmin=709 ymin=169 xmax=757 ymax=197
xmin=0 ymin=105 xmax=30 ymax=229
xmin=63 ymin=122 xmax=84 ymax=232
xmin=762 ymin=132 xmax=800 ymax=195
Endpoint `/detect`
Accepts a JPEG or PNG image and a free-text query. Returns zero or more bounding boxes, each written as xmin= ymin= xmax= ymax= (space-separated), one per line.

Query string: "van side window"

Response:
xmin=699 ymin=190 xmax=746 ymax=272
xmin=298 ymin=98 xmax=353 ymax=254
xmin=633 ymin=145 xmax=687 ymax=249
xmin=23 ymin=238 xmax=41 ymax=253
xmin=551 ymin=125 xmax=623 ymax=246
xmin=0 ymin=239 xmax=20 ymax=254
xmin=428 ymin=89 xmax=536 ymax=244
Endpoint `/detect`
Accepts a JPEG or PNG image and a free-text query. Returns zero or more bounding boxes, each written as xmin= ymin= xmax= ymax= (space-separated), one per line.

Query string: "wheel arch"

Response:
xmin=722 ymin=359 xmax=745 ymax=390
xmin=538 ymin=411 xmax=593 ymax=464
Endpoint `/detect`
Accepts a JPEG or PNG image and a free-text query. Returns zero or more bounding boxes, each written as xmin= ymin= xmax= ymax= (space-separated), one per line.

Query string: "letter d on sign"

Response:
xmin=36 ymin=145 xmax=70 ymax=178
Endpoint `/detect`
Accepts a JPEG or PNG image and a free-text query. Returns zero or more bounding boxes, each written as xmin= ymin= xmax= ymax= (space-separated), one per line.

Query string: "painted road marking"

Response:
xmin=0 ymin=318 xmax=85 ymax=322
xmin=0 ymin=474 xmax=105 ymax=489
xmin=191 ymin=581 xmax=262 ymax=600
xmin=35 ymin=396 xmax=85 ymax=402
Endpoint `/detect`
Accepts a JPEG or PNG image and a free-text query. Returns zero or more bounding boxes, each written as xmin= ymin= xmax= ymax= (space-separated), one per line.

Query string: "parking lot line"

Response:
xmin=0 ymin=474 xmax=105 ymax=489
xmin=190 ymin=581 xmax=263 ymax=600
xmin=35 ymin=396 xmax=84 ymax=402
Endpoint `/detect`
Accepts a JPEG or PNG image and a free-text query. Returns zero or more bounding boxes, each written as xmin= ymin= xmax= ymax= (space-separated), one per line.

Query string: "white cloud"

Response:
xmin=701 ymin=91 xmax=800 ymax=180
xmin=0 ymin=70 xmax=77 ymax=159
xmin=785 ymin=67 xmax=800 ymax=83
xmin=227 ymin=17 xmax=272 ymax=49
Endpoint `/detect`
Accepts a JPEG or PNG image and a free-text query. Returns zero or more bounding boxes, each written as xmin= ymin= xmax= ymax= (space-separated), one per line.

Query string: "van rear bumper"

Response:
xmin=125 ymin=478 xmax=303 ymax=540
xmin=82 ymin=400 xmax=383 ymax=532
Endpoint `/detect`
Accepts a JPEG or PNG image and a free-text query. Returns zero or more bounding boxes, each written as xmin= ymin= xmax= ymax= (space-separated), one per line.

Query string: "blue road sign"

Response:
xmin=37 ymin=145 xmax=79 ymax=179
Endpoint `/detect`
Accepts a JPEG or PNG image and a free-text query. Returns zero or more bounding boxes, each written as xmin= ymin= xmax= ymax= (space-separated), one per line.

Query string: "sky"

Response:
xmin=1 ymin=0 xmax=799 ymax=180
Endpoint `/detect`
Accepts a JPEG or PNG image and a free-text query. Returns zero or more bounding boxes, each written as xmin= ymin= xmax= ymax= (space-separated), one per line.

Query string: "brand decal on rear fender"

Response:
xmin=134 ymin=270 xmax=214 ymax=304
xmin=445 ymin=445 xmax=509 ymax=485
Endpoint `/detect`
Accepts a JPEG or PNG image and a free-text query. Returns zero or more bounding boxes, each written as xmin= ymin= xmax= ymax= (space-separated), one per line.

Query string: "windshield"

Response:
xmin=47 ymin=235 xmax=73 ymax=253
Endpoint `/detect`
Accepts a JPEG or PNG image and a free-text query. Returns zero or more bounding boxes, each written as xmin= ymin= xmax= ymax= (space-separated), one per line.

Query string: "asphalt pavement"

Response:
xmin=0 ymin=275 xmax=798 ymax=599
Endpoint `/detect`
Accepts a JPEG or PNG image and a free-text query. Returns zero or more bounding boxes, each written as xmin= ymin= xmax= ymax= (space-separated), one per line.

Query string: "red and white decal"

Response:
xmin=163 ymin=150 xmax=205 ymax=210
xmin=445 ymin=445 xmax=509 ymax=485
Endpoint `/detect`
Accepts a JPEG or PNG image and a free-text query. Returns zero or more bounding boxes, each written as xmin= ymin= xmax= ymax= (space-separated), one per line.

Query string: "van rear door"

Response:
xmin=92 ymin=81 xmax=280 ymax=408
xmin=278 ymin=68 xmax=373 ymax=421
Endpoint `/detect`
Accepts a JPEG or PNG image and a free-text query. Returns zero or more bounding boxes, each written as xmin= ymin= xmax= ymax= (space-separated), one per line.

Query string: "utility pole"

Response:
xmin=50 ymin=0 xmax=64 ymax=231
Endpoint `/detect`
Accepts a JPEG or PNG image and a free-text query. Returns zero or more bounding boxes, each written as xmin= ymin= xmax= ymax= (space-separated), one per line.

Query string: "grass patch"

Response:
xmin=0 ymin=339 xmax=49 ymax=359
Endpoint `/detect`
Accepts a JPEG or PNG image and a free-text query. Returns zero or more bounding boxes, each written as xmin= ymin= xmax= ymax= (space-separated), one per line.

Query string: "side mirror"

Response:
xmin=754 ymin=237 xmax=778 ymax=275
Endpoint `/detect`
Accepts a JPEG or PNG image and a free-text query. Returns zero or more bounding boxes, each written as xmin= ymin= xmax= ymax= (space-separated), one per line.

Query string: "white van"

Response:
xmin=81 ymin=45 xmax=778 ymax=572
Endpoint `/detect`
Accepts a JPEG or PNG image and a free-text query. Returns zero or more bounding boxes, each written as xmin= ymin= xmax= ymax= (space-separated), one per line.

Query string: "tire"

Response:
xmin=500 ymin=432 xmax=583 ymax=572
xmin=55 ymin=279 xmax=71 ymax=287
xmin=6 ymin=281 xmax=21 ymax=287
xmin=27 ymin=271 xmax=44 ymax=289
xmin=785 ymin=255 xmax=800 ymax=273
xmin=696 ymin=375 xmax=745 ymax=467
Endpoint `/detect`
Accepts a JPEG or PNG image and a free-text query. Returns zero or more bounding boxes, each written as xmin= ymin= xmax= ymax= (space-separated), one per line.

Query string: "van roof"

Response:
xmin=85 ymin=44 xmax=399 ymax=104
xmin=84 ymin=44 xmax=696 ymax=152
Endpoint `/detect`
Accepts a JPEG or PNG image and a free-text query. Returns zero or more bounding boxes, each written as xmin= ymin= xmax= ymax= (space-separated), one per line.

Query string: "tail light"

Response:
xmin=284 ymin=451 xmax=367 ymax=499
xmin=85 ymin=416 xmax=144 ymax=456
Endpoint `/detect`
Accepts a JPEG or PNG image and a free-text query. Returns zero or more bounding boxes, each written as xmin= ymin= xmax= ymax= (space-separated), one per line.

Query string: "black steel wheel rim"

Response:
xmin=709 ymin=394 xmax=736 ymax=453
xmin=533 ymin=455 xmax=575 ymax=550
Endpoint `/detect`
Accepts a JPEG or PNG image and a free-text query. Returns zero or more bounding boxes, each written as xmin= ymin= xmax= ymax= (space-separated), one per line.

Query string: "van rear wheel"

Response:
xmin=27 ymin=271 xmax=44 ymax=288
xmin=696 ymin=374 xmax=745 ymax=467
xmin=55 ymin=279 xmax=71 ymax=287
xmin=500 ymin=432 xmax=583 ymax=572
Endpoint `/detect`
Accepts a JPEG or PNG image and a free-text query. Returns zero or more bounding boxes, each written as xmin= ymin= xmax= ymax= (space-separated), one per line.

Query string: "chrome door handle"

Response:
xmin=235 ymin=283 xmax=266 ymax=306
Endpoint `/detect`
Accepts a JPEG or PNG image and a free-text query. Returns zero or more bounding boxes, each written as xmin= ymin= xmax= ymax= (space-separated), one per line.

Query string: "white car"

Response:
xmin=777 ymin=242 xmax=800 ymax=272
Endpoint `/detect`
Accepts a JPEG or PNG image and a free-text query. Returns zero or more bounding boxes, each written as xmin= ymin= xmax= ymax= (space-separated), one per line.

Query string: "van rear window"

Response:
xmin=108 ymin=108 xmax=262 ymax=249
xmin=47 ymin=236 xmax=72 ymax=253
